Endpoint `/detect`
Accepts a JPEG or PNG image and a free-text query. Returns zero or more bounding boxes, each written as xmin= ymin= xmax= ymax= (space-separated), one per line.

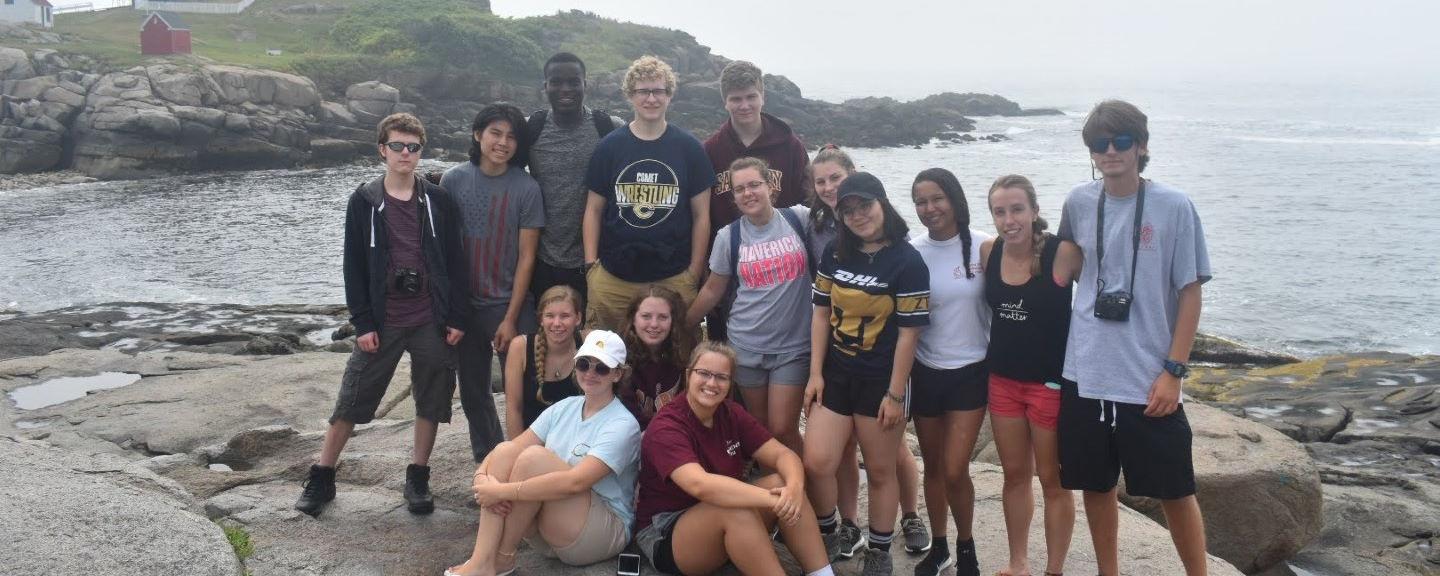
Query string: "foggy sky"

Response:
xmin=493 ymin=0 xmax=1440 ymax=102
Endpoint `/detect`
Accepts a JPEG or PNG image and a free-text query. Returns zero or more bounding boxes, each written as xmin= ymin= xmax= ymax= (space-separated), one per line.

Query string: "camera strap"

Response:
xmin=1095 ymin=180 xmax=1146 ymax=293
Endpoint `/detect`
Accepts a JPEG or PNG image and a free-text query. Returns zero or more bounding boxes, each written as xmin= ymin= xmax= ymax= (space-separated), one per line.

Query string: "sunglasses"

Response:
xmin=1087 ymin=134 xmax=1136 ymax=154
xmin=384 ymin=141 xmax=423 ymax=153
xmin=574 ymin=357 xmax=612 ymax=376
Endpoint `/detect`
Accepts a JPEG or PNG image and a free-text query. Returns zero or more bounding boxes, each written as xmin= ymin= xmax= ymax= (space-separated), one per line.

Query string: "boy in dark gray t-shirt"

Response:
xmin=1056 ymin=100 xmax=1213 ymax=576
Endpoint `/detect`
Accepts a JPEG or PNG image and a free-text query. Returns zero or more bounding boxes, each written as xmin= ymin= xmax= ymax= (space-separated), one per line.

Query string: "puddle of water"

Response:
xmin=1245 ymin=405 xmax=1292 ymax=419
xmin=1317 ymin=407 xmax=1340 ymax=415
xmin=7 ymin=372 xmax=143 ymax=410
xmin=208 ymin=463 xmax=233 ymax=472
xmin=1375 ymin=378 xmax=1400 ymax=386
xmin=305 ymin=328 xmax=335 ymax=347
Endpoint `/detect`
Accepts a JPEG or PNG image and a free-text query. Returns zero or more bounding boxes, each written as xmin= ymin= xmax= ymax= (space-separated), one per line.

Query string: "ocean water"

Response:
xmin=1 ymin=82 xmax=1436 ymax=357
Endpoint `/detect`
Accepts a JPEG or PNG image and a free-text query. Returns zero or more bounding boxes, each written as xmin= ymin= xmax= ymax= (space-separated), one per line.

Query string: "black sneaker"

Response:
xmin=404 ymin=463 xmax=435 ymax=515
xmin=914 ymin=544 xmax=953 ymax=576
xmin=954 ymin=538 xmax=979 ymax=576
xmin=294 ymin=464 xmax=336 ymax=517
xmin=901 ymin=513 xmax=931 ymax=553
xmin=838 ymin=519 xmax=867 ymax=559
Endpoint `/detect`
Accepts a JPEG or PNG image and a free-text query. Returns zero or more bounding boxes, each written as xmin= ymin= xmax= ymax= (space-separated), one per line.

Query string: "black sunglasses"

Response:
xmin=1087 ymin=134 xmax=1136 ymax=154
xmin=574 ymin=357 xmax=612 ymax=376
xmin=384 ymin=141 xmax=423 ymax=153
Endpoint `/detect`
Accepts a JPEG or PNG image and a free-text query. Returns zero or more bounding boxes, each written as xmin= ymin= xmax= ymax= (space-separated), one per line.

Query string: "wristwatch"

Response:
xmin=884 ymin=390 xmax=906 ymax=404
xmin=1163 ymin=359 xmax=1190 ymax=379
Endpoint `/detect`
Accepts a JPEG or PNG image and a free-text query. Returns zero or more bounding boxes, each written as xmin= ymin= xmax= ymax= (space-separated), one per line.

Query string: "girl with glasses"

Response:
xmin=448 ymin=331 xmax=640 ymax=576
xmin=502 ymin=285 xmax=585 ymax=439
xmin=618 ymin=284 xmax=693 ymax=429
xmin=634 ymin=341 xmax=836 ymax=576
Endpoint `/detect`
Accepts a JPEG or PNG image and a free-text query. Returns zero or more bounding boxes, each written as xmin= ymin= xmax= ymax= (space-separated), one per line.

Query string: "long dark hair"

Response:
xmin=468 ymin=102 xmax=528 ymax=167
xmin=835 ymin=196 xmax=909 ymax=263
xmin=620 ymin=285 xmax=693 ymax=369
xmin=913 ymin=167 xmax=974 ymax=278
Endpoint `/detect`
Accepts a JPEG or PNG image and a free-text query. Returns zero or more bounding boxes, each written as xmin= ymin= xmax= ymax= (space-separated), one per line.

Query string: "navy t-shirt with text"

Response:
xmin=584 ymin=124 xmax=716 ymax=282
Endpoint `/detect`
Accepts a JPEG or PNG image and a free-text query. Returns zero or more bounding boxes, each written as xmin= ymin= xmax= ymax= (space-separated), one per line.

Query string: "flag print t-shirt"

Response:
xmin=585 ymin=124 xmax=716 ymax=282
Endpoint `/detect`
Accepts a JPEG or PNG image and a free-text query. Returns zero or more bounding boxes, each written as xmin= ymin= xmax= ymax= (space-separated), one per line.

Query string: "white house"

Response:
xmin=0 ymin=0 xmax=54 ymax=28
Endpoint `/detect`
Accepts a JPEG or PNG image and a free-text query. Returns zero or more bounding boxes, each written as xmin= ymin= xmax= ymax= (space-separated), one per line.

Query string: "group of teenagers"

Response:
xmin=294 ymin=51 xmax=1214 ymax=576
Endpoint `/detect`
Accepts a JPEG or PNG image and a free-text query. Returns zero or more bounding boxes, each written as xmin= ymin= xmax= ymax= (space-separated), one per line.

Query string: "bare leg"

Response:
xmin=838 ymin=435 xmax=860 ymax=521
xmin=898 ymin=439 xmax=921 ymax=515
xmin=317 ymin=420 xmax=355 ymax=467
xmin=914 ymin=415 xmax=951 ymax=538
xmin=802 ymin=406 xmax=854 ymax=515
xmin=940 ymin=409 xmax=985 ymax=540
xmin=412 ymin=417 xmax=437 ymax=466
xmin=768 ymin=383 xmax=807 ymax=456
xmin=1083 ymin=489 xmax=1120 ymax=576
xmin=993 ymin=414 xmax=1035 ymax=575
xmin=450 ymin=441 xmax=529 ymax=576
xmin=1031 ymin=421 xmax=1074 ymax=576
xmin=754 ymin=474 xmax=831 ymax=572
xmin=853 ymin=415 xmax=905 ymax=534
xmin=670 ymin=504 xmax=787 ymax=575
xmin=1161 ymin=496 xmax=1208 ymax=576
xmin=739 ymin=385 xmax=771 ymax=440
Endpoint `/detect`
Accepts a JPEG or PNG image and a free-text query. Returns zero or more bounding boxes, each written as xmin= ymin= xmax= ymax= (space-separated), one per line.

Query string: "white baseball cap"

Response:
xmin=575 ymin=330 xmax=626 ymax=368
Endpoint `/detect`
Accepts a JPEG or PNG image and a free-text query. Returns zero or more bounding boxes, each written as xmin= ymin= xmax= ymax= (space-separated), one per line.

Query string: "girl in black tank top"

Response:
xmin=985 ymin=235 xmax=1072 ymax=382
xmin=503 ymin=286 xmax=585 ymax=438
xmin=519 ymin=332 xmax=583 ymax=429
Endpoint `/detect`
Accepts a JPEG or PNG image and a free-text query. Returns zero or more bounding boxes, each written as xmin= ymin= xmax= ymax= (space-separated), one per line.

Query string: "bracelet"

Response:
xmin=884 ymin=390 xmax=905 ymax=404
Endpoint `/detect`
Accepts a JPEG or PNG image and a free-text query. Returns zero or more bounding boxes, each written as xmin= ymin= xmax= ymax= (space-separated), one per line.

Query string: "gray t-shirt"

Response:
xmin=441 ymin=162 xmax=545 ymax=307
xmin=709 ymin=205 xmax=813 ymax=354
xmin=1057 ymin=179 xmax=1212 ymax=404
xmin=528 ymin=108 xmax=620 ymax=269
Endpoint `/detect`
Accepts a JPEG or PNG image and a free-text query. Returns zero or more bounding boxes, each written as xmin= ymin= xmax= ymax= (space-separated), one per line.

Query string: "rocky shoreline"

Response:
xmin=1 ymin=302 xmax=1436 ymax=575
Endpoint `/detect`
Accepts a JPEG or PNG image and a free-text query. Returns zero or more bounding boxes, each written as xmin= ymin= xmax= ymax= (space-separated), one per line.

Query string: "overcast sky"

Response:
xmin=493 ymin=0 xmax=1440 ymax=102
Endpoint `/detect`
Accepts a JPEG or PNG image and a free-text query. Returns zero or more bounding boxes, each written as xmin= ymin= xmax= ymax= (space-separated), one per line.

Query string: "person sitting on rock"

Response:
xmin=634 ymin=341 xmax=835 ymax=576
xmin=502 ymin=285 xmax=585 ymax=439
xmin=1055 ymin=100 xmax=1213 ymax=576
xmin=294 ymin=112 xmax=470 ymax=518
xmin=440 ymin=102 xmax=545 ymax=464
xmin=618 ymin=284 xmax=692 ymax=430
xmin=447 ymin=330 xmax=641 ymax=576
xmin=581 ymin=55 xmax=715 ymax=331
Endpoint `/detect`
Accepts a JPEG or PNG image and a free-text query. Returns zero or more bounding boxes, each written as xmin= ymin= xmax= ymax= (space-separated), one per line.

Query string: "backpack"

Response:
xmin=727 ymin=206 xmax=813 ymax=289
xmin=522 ymin=108 xmax=616 ymax=172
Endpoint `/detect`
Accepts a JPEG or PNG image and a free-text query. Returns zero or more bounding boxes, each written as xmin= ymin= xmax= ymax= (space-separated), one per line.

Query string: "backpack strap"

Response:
xmin=592 ymin=108 xmax=617 ymax=137
xmin=728 ymin=220 xmax=742 ymax=289
xmin=778 ymin=207 xmax=814 ymax=277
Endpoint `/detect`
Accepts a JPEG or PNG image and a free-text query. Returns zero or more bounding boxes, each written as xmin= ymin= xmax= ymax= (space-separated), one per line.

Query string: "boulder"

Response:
xmin=0 ymin=123 xmax=63 ymax=173
xmin=147 ymin=65 xmax=221 ymax=108
xmin=345 ymin=80 xmax=401 ymax=104
xmin=0 ymin=46 xmax=34 ymax=82
xmin=205 ymin=65 xmax=320 ymax=110
xmin=1121 ymin=403 xmax=1322 ymax=574
xmin=318 ymin=100 xmax=357 ymax=125
xmin=0 ymin=436 xmax=242 ymax=576
xmin=5 ymin=74 xmax=57 ymax=100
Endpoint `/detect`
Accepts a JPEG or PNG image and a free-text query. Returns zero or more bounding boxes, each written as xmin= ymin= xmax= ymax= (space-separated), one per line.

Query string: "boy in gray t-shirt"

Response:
xmin=1055 ymin=100 xmax=1212 ymax=576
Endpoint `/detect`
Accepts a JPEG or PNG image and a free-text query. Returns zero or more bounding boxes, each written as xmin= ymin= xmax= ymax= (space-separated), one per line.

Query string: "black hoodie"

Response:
xmin=343 ymin=174 xmax=470 ymax=337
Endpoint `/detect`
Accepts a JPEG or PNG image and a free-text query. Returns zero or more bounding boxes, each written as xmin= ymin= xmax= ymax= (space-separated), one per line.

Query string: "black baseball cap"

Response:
xmin=837 ymin=171 xmax=886 ymax=202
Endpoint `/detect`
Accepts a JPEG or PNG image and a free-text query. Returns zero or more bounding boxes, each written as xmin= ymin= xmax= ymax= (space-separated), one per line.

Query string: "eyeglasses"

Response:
xmin=689 ymin=368 xmax=731 ymax=385
xmin=574 ymin=357 xmax=612 ymax=376
xmin=1086 ymin=134 xmax=1136 ymax=154
xmin=838 ymin=198 xmax=877 ymax=218
xmin=732 ymin=180 xmax=767 ymax=195
xmin=631 ymin=88 xmax=671 ymax=99
xmin=384 ymin=141 xmax=423 ymax=153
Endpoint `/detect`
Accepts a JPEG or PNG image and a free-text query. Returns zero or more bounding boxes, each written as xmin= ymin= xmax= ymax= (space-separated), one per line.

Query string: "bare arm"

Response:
xmin=1146 ymin=282 xmax=1202 ymax=417
xmin=503 ymin=335 xmax=527 ymax=440
xmin=877 ymin=326 xmax=921 ymax=428
xmin=582 ymin=191 xmax=605 ymax=266
xmin=479 ymin=455 xmax=615 ymax=503
xmin=1053 ymin=239 xmax=1084 ymax=286
xmin=669 ymin=462 xmax=777 ymax=509
xmin=802 ymin=305 xmax=831 ymax=415
xmin=979 ymin=238 xmax=995 ymax=273
xmin=688 ymin=192 xmax=711 ymax=279
xmin=752 ymin=439 xmax=804 ymax=492
xmin=686 ymin=271 xmax=729 ymax=328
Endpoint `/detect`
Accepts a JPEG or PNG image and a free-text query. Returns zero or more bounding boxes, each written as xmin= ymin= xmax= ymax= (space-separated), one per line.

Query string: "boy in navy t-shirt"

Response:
xmin=581 ymin=55 xmax=715 ymax=331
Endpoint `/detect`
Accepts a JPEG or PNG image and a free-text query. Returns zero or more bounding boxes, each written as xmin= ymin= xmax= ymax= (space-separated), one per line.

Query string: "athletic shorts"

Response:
xmin=331 ymin=323 xmax=455 ymax=425
xmin=988 ymin=373 xmax=1062 ymax=430
xmin=909 ymin=360 xmax=988 ymax=417
xmin=526 ymin=492 xmax=629 ymax=566
xmin=635 ymin=509 xmax=685 ymax=575
xmin=733 ymin=347 xmax=809 ymax=389
xmin=820 ymin=365 xmax=898 ymax=419
xmin=1057 ymin=379 xmax=1197 ymax=499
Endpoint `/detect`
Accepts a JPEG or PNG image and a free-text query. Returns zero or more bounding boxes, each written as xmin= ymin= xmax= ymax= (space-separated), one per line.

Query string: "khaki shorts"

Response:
xmin=585 ymin=262 xmax=698 ymax=332
xmin=526 ymin=492 xmax=629 ymax=566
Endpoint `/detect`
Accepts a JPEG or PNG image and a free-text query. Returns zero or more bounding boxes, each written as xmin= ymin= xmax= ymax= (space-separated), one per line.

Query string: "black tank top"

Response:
xmin=521 ymin=333 xmax=583 ymax=429
xmin=984 ymin=235 xmax=1072 ymax=382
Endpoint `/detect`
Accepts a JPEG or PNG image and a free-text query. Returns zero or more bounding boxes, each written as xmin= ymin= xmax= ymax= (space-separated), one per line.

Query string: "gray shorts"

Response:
xmin=733 ymin=347 xmax=810 ymax=389
xmin=634 ymin=510 xmax=685 ymax=573
xmin=331 ymin=322 xmax=456 ymax=425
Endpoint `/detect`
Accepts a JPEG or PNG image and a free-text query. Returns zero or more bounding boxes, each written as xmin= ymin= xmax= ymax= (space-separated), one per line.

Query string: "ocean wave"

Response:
xmin=1004 ymin=127 xmax=1034 ymax=135
xmin=1234 ymin=135 xmax=1440 ymax=146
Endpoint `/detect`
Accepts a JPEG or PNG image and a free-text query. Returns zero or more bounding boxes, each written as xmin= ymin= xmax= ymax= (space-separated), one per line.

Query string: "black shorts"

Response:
xmin=1057 ymin=379 xmax=1196 ymax=499
xmin=910 ymin=360 xmax=988 ymax=417
xmin=820 ymin=364 xmax=893 ymax=418
xmin=650 ymin=515 xmax=683 ymax=575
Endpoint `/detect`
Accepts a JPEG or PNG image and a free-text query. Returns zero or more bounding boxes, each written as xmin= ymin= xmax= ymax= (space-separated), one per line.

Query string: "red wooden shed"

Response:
xmin=140 ymin=11 xmax=191 ymax=55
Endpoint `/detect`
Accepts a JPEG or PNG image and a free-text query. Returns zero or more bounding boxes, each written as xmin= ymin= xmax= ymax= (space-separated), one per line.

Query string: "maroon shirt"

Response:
xmin=382 ymin=192 xmax=433 ymax=328
xmin=635 ymin=394 xmax=773 ymax=531
xmin=619 ymin=359 xmax=684 ymax=430
xmin=704 ymin=113 xmax=810 ymax=242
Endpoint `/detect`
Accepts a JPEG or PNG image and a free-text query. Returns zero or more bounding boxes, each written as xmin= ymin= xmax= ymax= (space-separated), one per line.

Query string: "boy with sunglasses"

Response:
xmin=295 ymin=113 xmax=470 ymax=518
xmin=1055 ymin=100 xmax=1212 ymax=575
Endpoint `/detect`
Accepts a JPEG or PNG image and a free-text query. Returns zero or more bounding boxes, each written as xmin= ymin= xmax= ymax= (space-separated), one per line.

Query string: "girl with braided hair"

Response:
xmin=980 ymin=174 xmax=1082 ymax=576
xmin=907 ymin=167 xmax=992 ymax=576
xmin=503 ymin=285 xmax=585 ymax=439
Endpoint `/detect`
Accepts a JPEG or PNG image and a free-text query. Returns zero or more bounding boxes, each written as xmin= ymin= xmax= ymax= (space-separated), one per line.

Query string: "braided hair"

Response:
xmin=913 ymin=168 xmax=974 ymax=278
xmin=531 ymin=285 xmax=583 ymax=398
xmin=988 ymin=174 xmax=1050 ymax=277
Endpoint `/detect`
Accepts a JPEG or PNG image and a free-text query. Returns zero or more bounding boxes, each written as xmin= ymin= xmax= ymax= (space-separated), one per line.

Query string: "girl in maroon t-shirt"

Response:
xmin=618 ymin=285 xmax=692 ymax=428
xmin=635 ymin=342 xmax=834 ymax=576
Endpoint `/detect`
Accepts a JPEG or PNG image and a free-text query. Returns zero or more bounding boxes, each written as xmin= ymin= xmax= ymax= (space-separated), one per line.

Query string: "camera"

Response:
xmin=393 ymin=268 xmax=423 ymax=295
xmin=1094 ymin=290 xmax=1133 ymax=321
xmin=617 ymin=552 xmax=642 ymax=576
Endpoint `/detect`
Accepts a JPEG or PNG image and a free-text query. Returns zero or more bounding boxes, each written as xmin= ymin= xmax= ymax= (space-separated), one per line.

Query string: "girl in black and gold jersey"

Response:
xmin=802 ymin=171 xmax=931 ymax=574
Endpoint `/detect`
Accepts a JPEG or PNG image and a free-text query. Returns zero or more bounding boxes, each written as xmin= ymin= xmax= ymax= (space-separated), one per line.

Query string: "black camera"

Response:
xmin=1094 ymin=290 xmax=1133 ymax=321
xmin=393 ymin=268 xmax=423 ymax=295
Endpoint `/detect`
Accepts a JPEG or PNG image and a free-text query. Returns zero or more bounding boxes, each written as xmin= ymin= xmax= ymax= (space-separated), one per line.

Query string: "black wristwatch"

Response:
xmin=1163 ymin=359 xmax=1190 ymax=379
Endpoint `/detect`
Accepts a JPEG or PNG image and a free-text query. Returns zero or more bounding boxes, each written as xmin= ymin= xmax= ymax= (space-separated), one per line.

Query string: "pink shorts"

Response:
xmin=988 ymin=373 xmax=1061 ymax=430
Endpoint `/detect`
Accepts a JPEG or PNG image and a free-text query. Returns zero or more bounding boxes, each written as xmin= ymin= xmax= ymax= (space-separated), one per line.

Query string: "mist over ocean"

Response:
xmin=2 ymin=80 xmax=1436 ymax=357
